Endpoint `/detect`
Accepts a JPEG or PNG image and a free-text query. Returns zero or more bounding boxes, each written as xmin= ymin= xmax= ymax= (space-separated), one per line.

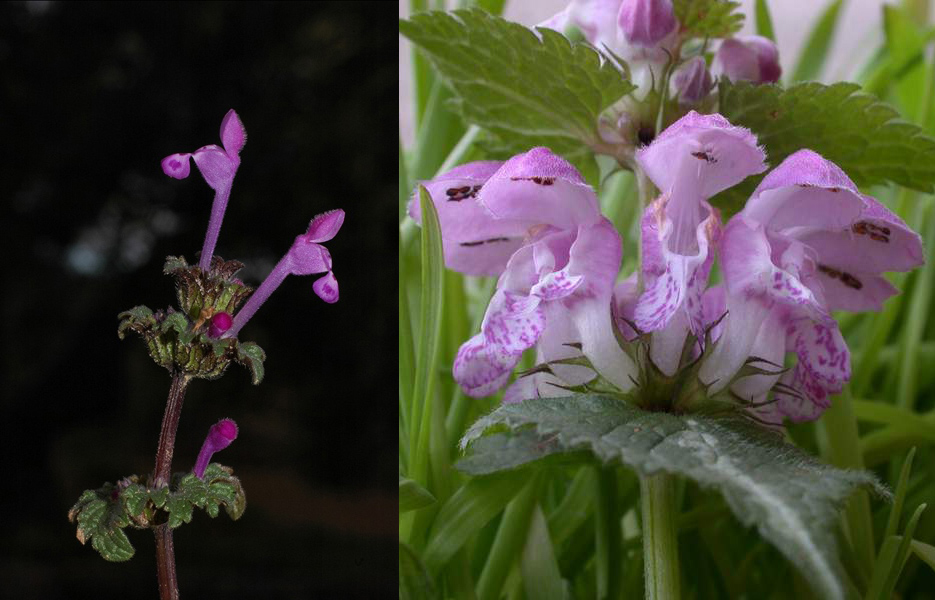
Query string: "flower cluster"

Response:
xmin=412 ymin=110 xmax=924 ymax=425
xmin=120 ymin=110 xmax=344 ymax=383
xmin=542 ymin=0 xmax=781 ymax=148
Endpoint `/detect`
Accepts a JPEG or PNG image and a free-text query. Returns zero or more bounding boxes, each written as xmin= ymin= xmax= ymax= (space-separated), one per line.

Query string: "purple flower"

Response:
xmin=207 ymin=312 xmax=233 ymax=338
xmin=193 ymin=418 xmax=239 ymax=479
xmin=617 ymin=0 xmax=677 ymax=48
xmin=411 ymin=148 xmax=636 ymax=398
xmin=540 ymin=0 xmax=676 ymax=61
xmin=671 ymin=56 xmax=713 ymax=106
xmin=224 ymin=209 xmax=344 ymax=339
xmin=701 ymin=149 xmax=924 ymax=421
xmin=713 ymin=36 xmax=781 ymax=84
xmin=162 ymin=109 xmax=247 ymax=271
xmin=633 ymin=111 xmax=766 ymax=373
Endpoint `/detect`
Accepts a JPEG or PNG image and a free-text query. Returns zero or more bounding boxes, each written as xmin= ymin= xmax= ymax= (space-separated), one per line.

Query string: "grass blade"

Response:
xmin=423 ymin=472 xmax=532 ymax=572
xmin=401 ymin=475 xmax=437 ymax=514
xmin=408 ymin=186 xmax=446 ymax=488
xmin=521 ymin=505 xmax=564 ymax=600
xmin=755 ymin=0 xmax=776 ymax=41
xmin=883 ymin=448 xmax=917 ymax=542
xmin=791 ymin=0 xmax=844 ymax=82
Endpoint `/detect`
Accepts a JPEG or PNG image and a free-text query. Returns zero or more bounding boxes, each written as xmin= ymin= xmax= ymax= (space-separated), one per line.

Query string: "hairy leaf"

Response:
xmin=460 ymin=395 xmax=887 ymax=600
xmin=399 ymin=9 xmax=633 ymax=174
xmin=715 ymin=80 xmax=935 ymax=213
xmin=674 ymin=0 xmax=744 ymax=39
xmin=68 ymin=486 xmax=135 ymax=562
xmin=236 ymin=341 xmax=266 ymax=385
xmin=166 ymin=463 xmax=246 ymax=528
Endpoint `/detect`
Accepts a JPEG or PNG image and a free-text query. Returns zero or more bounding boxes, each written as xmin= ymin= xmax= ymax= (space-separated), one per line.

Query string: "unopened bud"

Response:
xmin=671 ymin=56 xmax=712 ymax=105
xmin=617 ymin=0 xmax=677 ymax=47
xmin=714 ymin=36 xmax=781 ymax=84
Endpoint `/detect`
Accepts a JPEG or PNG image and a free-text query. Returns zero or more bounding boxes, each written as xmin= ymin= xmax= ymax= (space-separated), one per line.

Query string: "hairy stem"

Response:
xmin=153 ymin=373 xmax=191 ymax=600
xmin=641 ymin=472 xmax=681 ymax=600
xmin=155 ymin=524 xmax=179 ymax=600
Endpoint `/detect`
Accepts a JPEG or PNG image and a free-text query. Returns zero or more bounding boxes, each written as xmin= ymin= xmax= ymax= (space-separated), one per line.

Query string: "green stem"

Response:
xmin=595 ymin=467 xmax=622 ymax=600
xmin=818 ymin=388 xmax=874 ymax=587
xmin=476 ymin=476 xmax=540 ymax=600
xmin=640 ymin=473 xmax=681 ymax=600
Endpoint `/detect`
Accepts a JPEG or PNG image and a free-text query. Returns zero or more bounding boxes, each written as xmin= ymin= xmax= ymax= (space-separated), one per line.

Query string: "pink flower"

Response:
xmin=540 ymin=0 xmax=676 ymax=60
xmin=161 ymin=109 xmax=247 ymax=271
xmin=671 ymin=56 xmax=713 ymax=106
xmin=411 ymin=148 xmax=636 ymax=399
xmin=713 ymin=36 xmax=781 ymax=84
xmin=618 ymin=0 xmax=677 ymax=48
xmin=701 ymin=149 xmax=924 ymax=421
xmin=633 ymin=111 xmax=766 ymax=373
xmin=224 ymin=209 xmax=344 ymax=339
xmin=193 ymin=418 xmax=239 ymax=478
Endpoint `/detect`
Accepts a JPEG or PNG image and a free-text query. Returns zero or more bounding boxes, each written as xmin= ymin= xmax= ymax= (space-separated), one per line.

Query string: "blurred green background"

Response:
xmin=1 ymin=2 xmax=395 ymax=598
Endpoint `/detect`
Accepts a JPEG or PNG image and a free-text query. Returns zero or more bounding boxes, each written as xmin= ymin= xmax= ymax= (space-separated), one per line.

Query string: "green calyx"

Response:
xmin=68 ymin=464 xmax=246 ymax=562
xmin=518 ymin=315 xmax=787 ymax=423
xmin=117 ymin=256 xmax=266 ymax=384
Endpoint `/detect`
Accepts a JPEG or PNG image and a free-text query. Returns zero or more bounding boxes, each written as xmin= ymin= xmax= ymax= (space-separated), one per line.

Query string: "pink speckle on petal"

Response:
xmin=313 ymin=271 xmax=339 ymax=303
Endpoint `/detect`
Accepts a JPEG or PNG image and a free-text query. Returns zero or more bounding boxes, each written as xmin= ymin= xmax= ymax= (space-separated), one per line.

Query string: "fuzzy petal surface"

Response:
xmin=306 ymin=209 xmax=345 ymax=243
xmin=313 ymin=271 xmax=339 ymax=303
xmin=409 ymin=160 xmax=524 ymax=276
xmin=479 ymin=147 xmax=601 ymax=228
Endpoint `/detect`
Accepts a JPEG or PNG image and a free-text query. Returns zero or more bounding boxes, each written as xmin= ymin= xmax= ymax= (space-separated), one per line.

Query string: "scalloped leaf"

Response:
xmin=674 ymin=0 xmax=744 ymax=38
xmin=166 ymin=463 xmax=246 ymax=528
xmin=68 ymin=486 xmax=135 ymax=562
xmin=715 ymin=80 xmax=935 ymax=213
xmin=163 ymin=255 xmax=189 ymax=274
xmin=460 ymin=394 xmax=887 ymax=600
xmin=400 ymin=9 xmax=634 ymax=178
xmin=117 ymin=305 xmax=155 ymax=340
xmin=236 ymin=341 xmax=266 ymax=385
xmin=160 ymin=311 xmax=190 ymax=336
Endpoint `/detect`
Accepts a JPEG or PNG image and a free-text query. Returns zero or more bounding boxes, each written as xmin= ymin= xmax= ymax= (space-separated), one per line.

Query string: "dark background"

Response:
xmin=0 ymin=2 xmax=395 ymax=598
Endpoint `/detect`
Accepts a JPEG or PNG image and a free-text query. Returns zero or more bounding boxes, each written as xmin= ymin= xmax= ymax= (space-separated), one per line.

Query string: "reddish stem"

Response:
xmin=153 ymin=374 xmax=190 ymax=599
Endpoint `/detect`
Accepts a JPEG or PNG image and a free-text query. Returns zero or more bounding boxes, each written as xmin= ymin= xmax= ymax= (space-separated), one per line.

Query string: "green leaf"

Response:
xmin=68 ymin=486 xmax=135 ymax=562
xmin=791 ymin=0 xmax=844 ymax=83
xmin=674 ymin=0 xmax=744 ymax=39
xmin=715 ymin=80 xmax=935 ymax=212
xmin=166 ymin=463 xmax=246 ymax=528
xmin=399 ymin=9 xmax=634 ymax=171
xmin=160 ymin=311 xmax=189 ymax=336
xmin=883 ymin=448 xmax=916 ymax=542
xmin=400 ymin=542 xmax=438 ymax=600
xmin=867 ymin=504 xmax=927 ymax=600
xmin=521 ymin=505 xmax=565 ymax=600
xmin=399 ymin=475 xmax=437 ymax=514
xmin=162 ymin=255 xmax=188 ymax=273
xmin=117 ymin=305 xmax=155 ymax=340
xmin=456 ymin=429 xmax=590 ymax=475
xmin=408 ymin=185 xmax=445 ymax=486
xmin=460 ymin=395 xmax=887 ymax=600
xmin=911 ymin=539 xmax=935 ymax=573
xmin=236 ymin=341 xmax=266 ymax=385
xmin=754 ymin=0 xmax=775 ymax=41
xmin=422 ymin=471 xmax=532 ymax=572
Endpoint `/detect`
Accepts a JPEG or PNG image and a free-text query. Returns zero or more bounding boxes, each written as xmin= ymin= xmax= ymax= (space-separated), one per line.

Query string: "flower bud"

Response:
xmin=713 ymin=36 xmax=781 ymax=84
xmin=617 ymin=0 xmax=677 ymax=47
xmin=671 ymin=56 xmax=712 ymax=105
xmin=194 ymin=418 xmax=239 ymax=478
xmin=208 ymin=311 xmax=233 ymax=338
